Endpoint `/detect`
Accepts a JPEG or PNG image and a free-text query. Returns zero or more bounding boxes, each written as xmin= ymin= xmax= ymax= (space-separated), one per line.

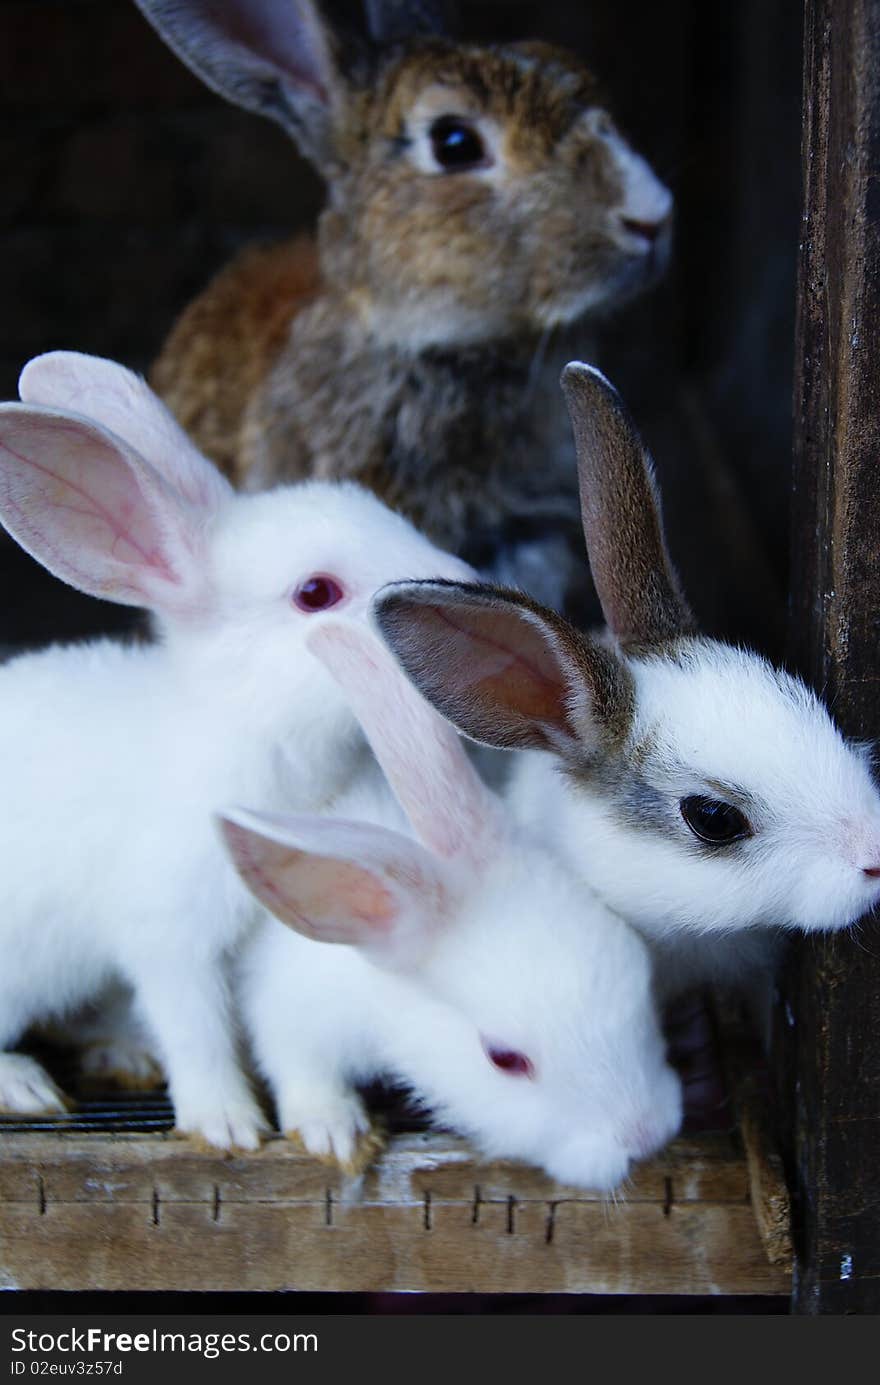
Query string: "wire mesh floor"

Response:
xmin=0 ymin=992 xmax=740 ymax=1139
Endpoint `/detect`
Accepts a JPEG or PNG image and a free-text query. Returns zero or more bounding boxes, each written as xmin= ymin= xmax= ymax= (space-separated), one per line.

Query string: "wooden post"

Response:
xmin=784 ymin=0 xmax=880 ymax=1315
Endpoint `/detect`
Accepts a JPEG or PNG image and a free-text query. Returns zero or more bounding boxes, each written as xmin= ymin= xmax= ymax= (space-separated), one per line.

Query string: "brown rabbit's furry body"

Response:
xmin=140 ymin=6 xmax=672 ymax=606
xmin=153 ymin=237 xmax=321 ymax=485
xmin=155 ymin=234 xmax=578 ymax=560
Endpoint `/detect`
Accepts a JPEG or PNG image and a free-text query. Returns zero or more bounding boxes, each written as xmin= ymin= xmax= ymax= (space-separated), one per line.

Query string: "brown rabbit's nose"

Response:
xmin=621 ymin=216 xmax=665 ymax=243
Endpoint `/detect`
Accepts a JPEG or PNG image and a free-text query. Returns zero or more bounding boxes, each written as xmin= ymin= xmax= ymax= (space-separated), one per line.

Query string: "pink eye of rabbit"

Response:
xmin=483 ymin=1041 xmax=535 ymax=1078
xmin=679 ymin=795 xmax=751 ymax=846
xmin=429 ymin=116 xmax=489 ymax=172
xmin=292 ymin=575 xmax=346 ymax=613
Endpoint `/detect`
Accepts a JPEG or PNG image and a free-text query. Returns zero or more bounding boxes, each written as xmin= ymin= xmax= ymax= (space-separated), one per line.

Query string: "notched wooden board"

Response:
xmin=0 ymin=1128 xmax=790 ymax=1295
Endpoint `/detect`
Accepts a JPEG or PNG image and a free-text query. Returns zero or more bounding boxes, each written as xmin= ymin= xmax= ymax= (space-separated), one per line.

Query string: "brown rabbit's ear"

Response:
xmin=364 ymin=0 xmax=456 ymax=43
xmin=133 ymin=0 xmax=352 ymax=167
xmin=373 ymin=580 xmax=634 ymax=761
xmin=561 ymin=363 xmax=697 ymax=651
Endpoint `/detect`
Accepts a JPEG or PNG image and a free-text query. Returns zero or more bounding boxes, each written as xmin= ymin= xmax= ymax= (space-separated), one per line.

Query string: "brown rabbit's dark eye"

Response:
xmin=483 ymin=1041 xmax=535 ymax=1078
xmin=292 ymin=574 xmax=345 ymax=613
xmin=429 ymin=116 xmax=487 ymax=171
xmin=680 ymin=795 xmax=751 ymax=845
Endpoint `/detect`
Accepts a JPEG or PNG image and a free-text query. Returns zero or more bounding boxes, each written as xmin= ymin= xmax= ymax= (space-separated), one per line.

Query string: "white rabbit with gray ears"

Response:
xmin=220 ymin=617 xmax=682 ymax=1191
xmin=373 ymin=364 xmax=880 ymax=1000
xmin=0 ymin=350 xmax=471 ymax=1141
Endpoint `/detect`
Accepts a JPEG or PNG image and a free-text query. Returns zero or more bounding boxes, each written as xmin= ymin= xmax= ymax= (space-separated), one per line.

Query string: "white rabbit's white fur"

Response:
xmin=223 ymin=621 xmax=682 ymax=1192
xmin=372 ymin=364 xmax=880 ymax=1004
xmin=510 ymin=642 xmax=880 ymax=997
xmin=0 ymin=350 xmax=471 ymax=1144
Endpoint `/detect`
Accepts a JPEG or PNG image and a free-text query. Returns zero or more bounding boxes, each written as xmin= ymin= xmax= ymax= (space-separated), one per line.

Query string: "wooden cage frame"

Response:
xmin=776 ymin=0 xmax=880 ymax=1316
xmin=0 ymin=1001 xmax=791 ymax=1296
xmin=1 ymin=0 xmax=878 ymax=1311
xmin=0 ymin=1125 xmax=789 ymax=1298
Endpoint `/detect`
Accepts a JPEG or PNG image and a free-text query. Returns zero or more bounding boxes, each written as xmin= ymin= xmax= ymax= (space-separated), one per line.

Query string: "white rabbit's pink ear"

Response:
xmin=305 ymin=620 xmax=504 ymax=865
xmin=219 ymin=809 xmax=451 ymax=968
xmin=373 ymin=580 xmax=635 ymax=760
xmin=18 ymin=352 xmax=232 ymax=514
xmin=133 ymin=1 xmax=348 ymax=167
xmin=0 ymin=404 xmax=211 ymax=615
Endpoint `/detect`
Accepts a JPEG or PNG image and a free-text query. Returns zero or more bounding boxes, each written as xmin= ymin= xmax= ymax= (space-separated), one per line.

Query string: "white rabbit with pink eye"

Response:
xmin=0 ymin=349 xmax=471 ymax=1144
xmin=372 ymin=363 xmax=880 ymax=1003
xmin=220 ymin=619 xmax=682 ymax=1191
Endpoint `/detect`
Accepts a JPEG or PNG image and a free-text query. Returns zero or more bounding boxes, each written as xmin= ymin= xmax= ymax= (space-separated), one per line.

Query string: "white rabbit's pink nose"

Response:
xmin=862 ymin=866 xmax=880 ymax=879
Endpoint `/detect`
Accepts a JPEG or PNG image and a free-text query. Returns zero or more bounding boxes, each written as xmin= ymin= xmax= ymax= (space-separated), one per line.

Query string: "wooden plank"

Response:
xmin=783 ymin=0 xmax=880 ymax=1315
xmin=0 ymin=1190 xmax=788 ymax=1296
xmin=0 ymin=1130 xmax=749 ymax=1208
xmin=717 ymin=1006 xmax=792 ymax=1267
xmin=0 ymin=1128 xmax=787 ymax=1294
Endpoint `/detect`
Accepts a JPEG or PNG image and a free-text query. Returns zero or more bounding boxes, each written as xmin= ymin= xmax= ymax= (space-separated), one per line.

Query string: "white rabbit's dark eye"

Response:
xmin=429 ymin=116 xmax=487 ymax=171
xmin=680 ymin=795 xmax=751 ymax=845
xmin=292 ymin=574 xmax=345 ymax=613
xmin=483 ymin=1041 xmax=535 ymax=1078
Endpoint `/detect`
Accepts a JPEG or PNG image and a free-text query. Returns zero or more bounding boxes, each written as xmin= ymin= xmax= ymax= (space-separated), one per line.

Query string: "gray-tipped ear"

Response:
xmin=133 ymin=0 xmax=350 ymax=167
xmin=373 ymin=579 xmax=634 ymax=760
xmin=561 ymin=362 xmax=696 ymax=650
xmin=364 ymin=0 xmax=456 ymax=43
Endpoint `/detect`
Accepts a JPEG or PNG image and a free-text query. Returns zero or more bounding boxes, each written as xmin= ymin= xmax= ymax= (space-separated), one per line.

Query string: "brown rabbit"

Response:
xmin=137 ymin=0 xmax=672 ymax=611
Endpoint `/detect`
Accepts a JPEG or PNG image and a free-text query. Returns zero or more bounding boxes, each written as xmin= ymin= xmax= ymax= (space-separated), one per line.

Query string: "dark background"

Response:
xmin=0 ymin=0 xmax=803 ymax=653
xmin=0 ymin=0 xmax=802 ymax=1313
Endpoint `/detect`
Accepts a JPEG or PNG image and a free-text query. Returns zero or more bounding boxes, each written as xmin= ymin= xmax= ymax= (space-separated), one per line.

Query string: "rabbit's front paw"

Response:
xmin=79 ymin=1038 xmax=165 ymax=1092
xmin=280 ymin=1088 xmax=381 ymax=1171
xmin=175 ymin=1093 xmax=269 ymax=1152
xmin=0 ymin=1054 xmax=70 ymax=1114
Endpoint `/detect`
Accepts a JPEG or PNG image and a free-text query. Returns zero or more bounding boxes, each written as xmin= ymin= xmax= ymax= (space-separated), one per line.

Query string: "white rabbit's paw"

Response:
xmin=280 ymin=1089 xmax=381 ymax=1171
xmin=0 ymin=1054 xmax=69 ymax=1115
xmin=79 ymin=1038 xmax=165 ymax=1092
xmin=175 ymin=1094 xmax=269 ymax=1153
